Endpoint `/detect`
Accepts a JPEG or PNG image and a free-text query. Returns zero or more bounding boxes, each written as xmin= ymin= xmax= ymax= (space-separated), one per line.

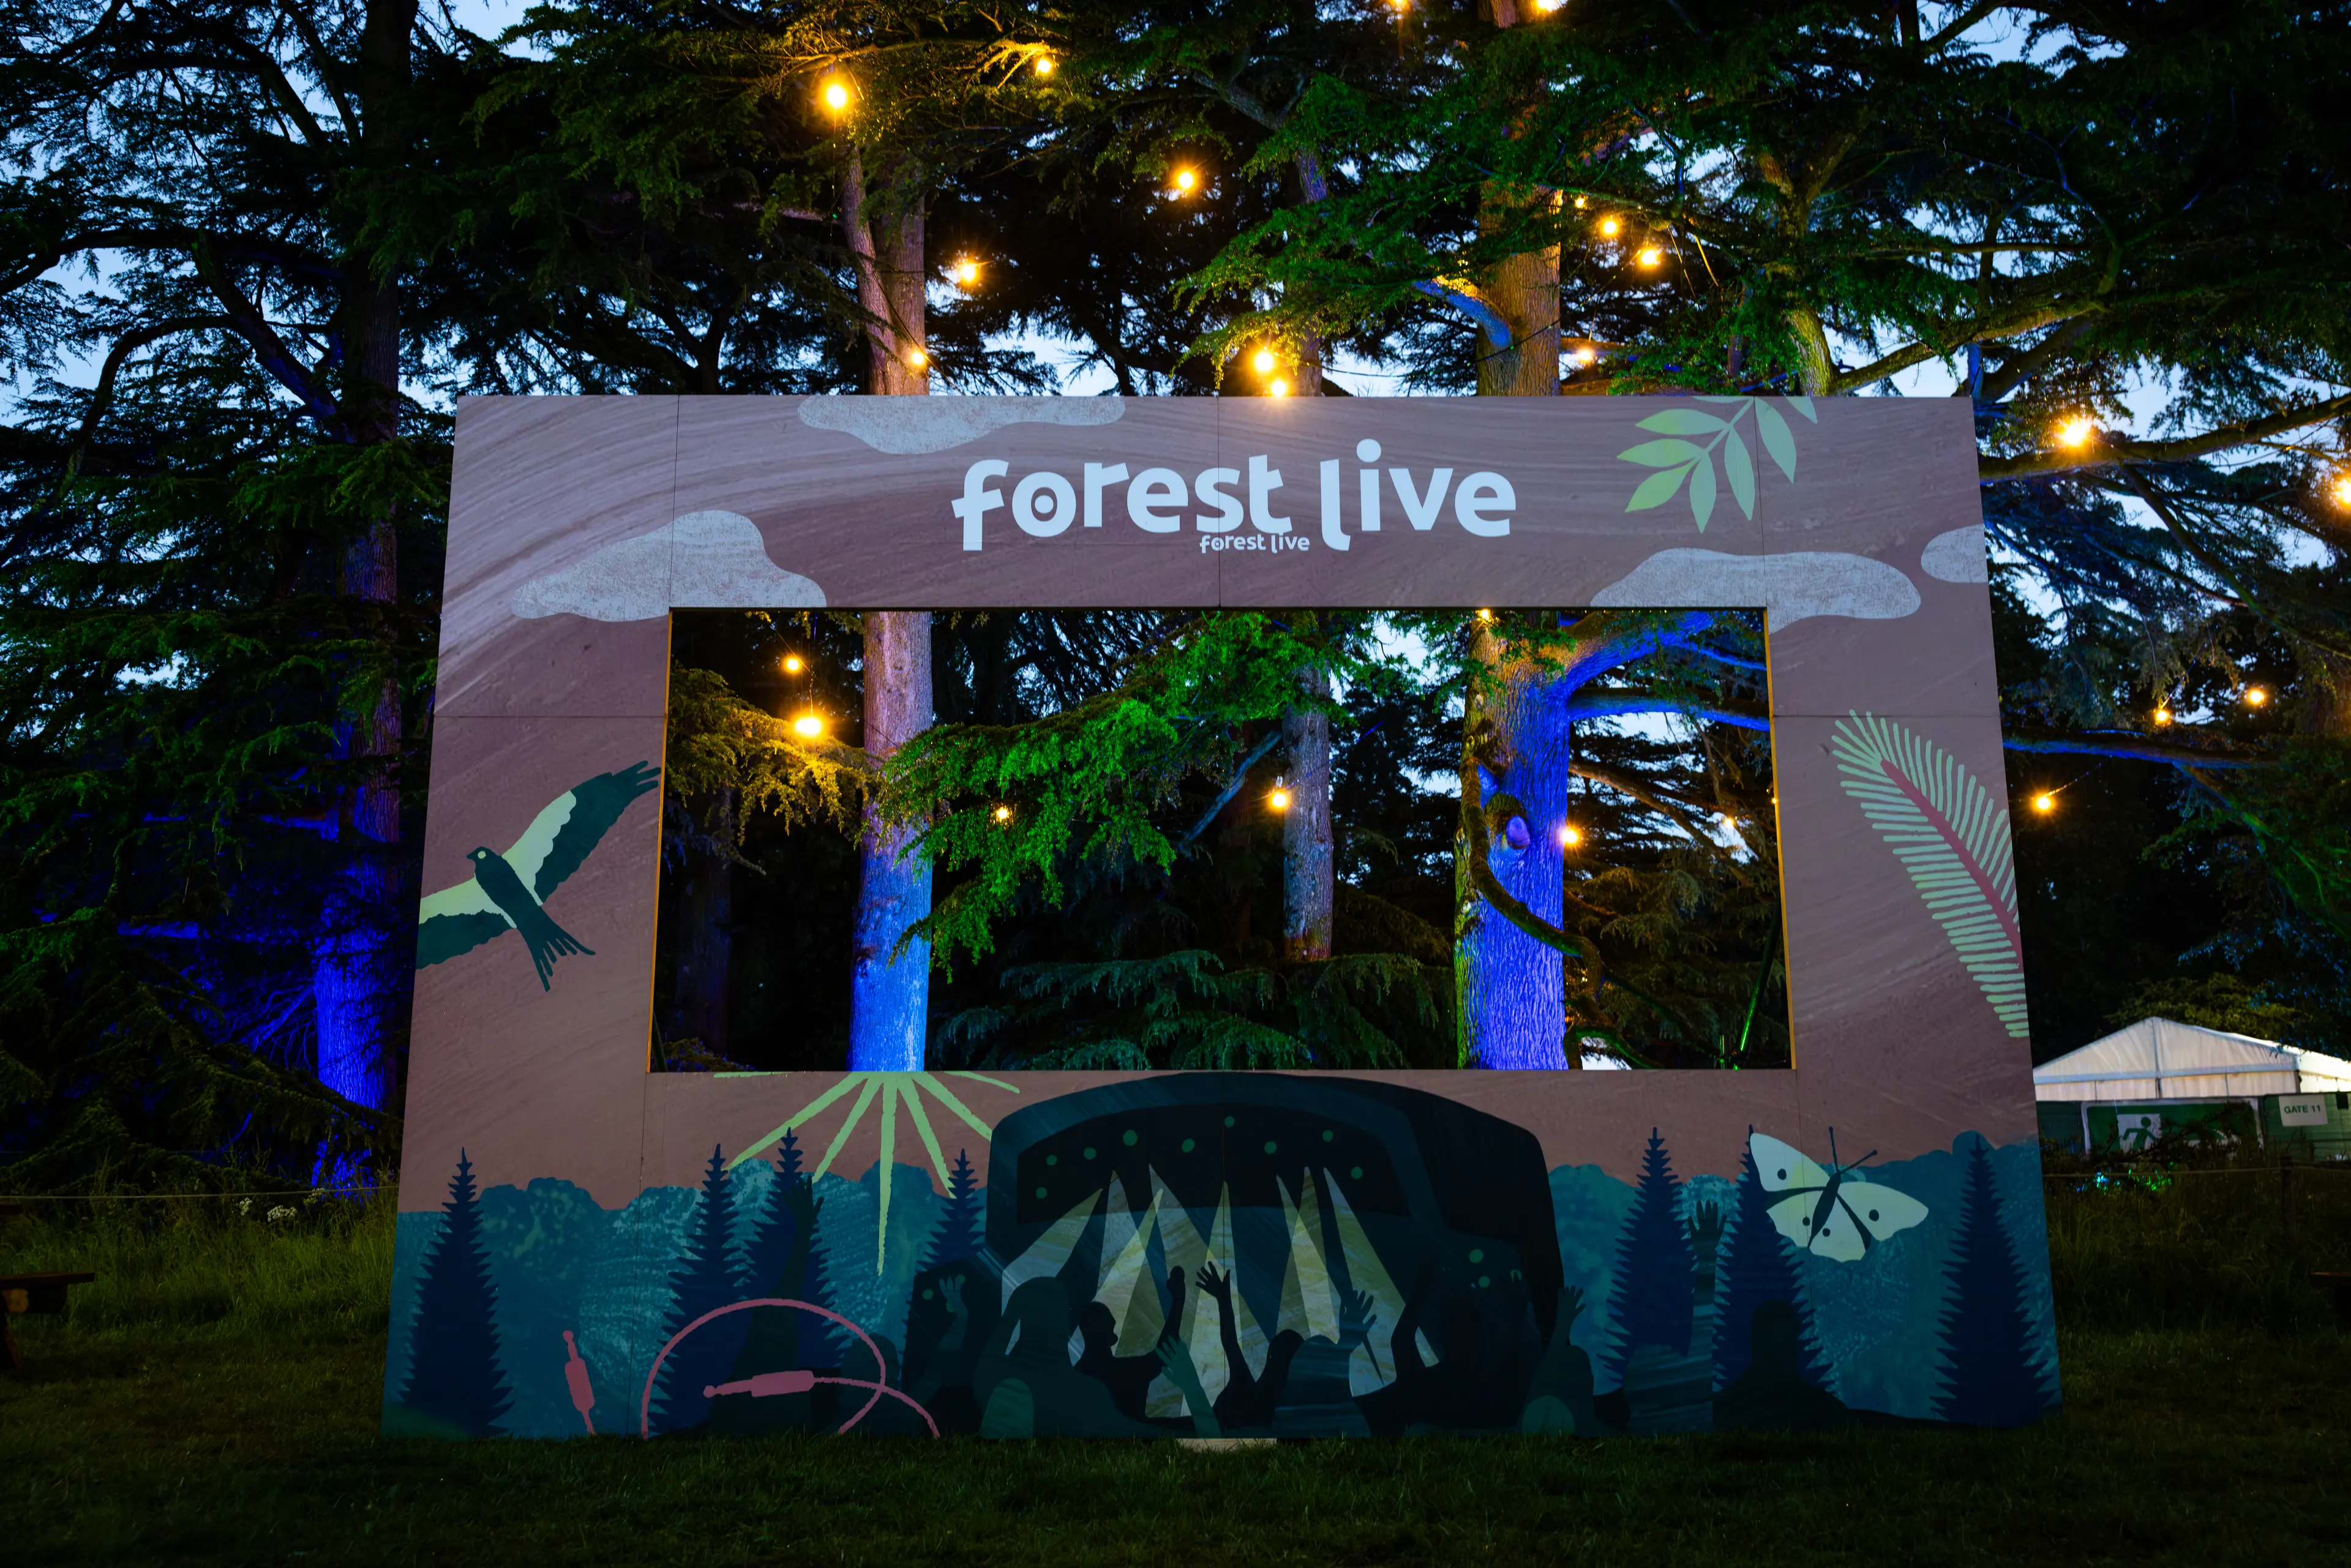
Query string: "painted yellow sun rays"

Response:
xmin=724 ymin=1071 xmax=1019 ymax=1272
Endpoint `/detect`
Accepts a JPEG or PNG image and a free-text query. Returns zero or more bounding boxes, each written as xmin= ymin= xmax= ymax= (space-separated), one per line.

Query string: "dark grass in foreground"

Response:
xmin=3 ymin=1172 xmax=2349 ymax=1567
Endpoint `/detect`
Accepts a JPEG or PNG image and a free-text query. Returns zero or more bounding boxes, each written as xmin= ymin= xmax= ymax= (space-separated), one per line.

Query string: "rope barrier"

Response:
xmin=0 ymin=1185 xmax=386 ymax=1203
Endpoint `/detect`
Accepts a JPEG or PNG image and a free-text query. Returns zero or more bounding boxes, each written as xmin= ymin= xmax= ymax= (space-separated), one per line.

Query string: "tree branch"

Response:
xmin=1979 ymin=394 xmax=2351 ymax=481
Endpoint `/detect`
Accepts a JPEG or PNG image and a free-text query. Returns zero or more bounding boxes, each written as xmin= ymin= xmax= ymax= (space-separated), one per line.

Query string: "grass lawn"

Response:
xmin=4 ymin=1171 xmax=2348 ymax=1567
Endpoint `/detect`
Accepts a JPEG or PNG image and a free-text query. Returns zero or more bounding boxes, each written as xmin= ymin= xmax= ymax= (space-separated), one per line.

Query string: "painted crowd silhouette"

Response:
xmin=394 ymin=1078 xmax=2057 ymax=1439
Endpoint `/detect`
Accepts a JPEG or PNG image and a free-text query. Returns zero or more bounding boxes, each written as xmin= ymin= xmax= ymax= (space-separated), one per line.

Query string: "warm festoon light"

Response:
xmin=1172 ymin=168 xmax=1198 ymax=194
xmin=1569 ymin=346 xmax=1595 ymax=367
xmin=1269 ymin=786 xmax=1291 ymax=811
xmin=792 ymin=713 xmax=825 ymax=738
xmin=821 ymin=78 xmax=851 ymax=112
xmin=993 ymin=804 xmax=1013 ymax=823
xmin=2243 ymin=685 xmax=2269 ymax=707
xmin=906 ymin=347 xmax=928 ymax=369
xmin=1537 ymin=0 xmax=1565 ymax=12
xmin=782 ymin=654 xmax=804 ymax=674
xmin=2031 ymin=792 xmax=2055 ymax=814
xmin=1637 ymin=246 xmax=1664 ymax=267
xmin=1572 ymin=194 xmax=1588 ymax=209
xmin=954 ymin=257 xmax=981 ymax=287
xmin=1253 ymin=347 xmax=1277 ymax=374
xmin=1268 ymin=377 xmax=1291 ymax=397
xmin=2333 ymin=473 xmax=2351 ymax=507
xmin=1599 ymin=216 xmax=1621 ymax=237
xmin=1033 ymin=54 xmax=1055 ymax=76
xmin=1559 ymin=824 xmax=1582 ymax=847
xmin=2055 ymin=416 xmax=2096 ymax=449
xmin=2152 ymin=705 xmax=2171 ymax=726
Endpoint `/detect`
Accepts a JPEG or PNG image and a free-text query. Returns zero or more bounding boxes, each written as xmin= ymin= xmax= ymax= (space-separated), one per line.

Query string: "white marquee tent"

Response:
xmin=2034 ymin=1016 xmax=2351 ymax=1103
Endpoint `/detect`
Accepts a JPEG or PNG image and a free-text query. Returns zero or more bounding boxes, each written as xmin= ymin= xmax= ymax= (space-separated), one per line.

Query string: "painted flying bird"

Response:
xmin=413 ymin=761 xmax=659 ymax=990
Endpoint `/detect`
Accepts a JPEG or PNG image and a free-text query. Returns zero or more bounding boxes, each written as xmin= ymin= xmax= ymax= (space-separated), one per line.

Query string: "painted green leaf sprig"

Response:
xmin=1829 ymin=713 xmax=2029 ymax=1040
xmin=1618 ymin=395 xmax=1815 ymax=530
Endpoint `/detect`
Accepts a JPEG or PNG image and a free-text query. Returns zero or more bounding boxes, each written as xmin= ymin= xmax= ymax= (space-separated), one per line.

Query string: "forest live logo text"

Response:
xmin=953 ymin=438 xmax=1516 ymax=554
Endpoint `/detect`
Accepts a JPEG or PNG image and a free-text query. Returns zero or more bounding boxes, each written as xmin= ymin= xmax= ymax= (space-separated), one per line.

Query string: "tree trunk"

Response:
xmin=847 ymin=610 xmax=936 ymax=1070
xmin=1472 ymin=0 xmax=1559 ymax=399
xmin=1457 ymin=620 xmax=1578 ymax=1068
xmin=312 ymin=0 xmax=419 ymax=1119
xmin=1281 ymin=670 xmax=1334 ymax=963
xmin=673 ymin=790 xmax=736 ymax=1059
xmin=842 ymin=144 xmax=937 ymax=1068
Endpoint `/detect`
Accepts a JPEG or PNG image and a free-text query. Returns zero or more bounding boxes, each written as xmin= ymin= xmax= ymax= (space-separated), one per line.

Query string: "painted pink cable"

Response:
xmin=639 ymin=1297 xmax=890 ymax=1439
xmin=814 ymin=1377 xmax=940 ymax=1436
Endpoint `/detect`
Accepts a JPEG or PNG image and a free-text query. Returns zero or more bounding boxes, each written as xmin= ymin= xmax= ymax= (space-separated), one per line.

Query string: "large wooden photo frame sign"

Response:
xmin=384 ymin=396 xmax=2059 ymax=1442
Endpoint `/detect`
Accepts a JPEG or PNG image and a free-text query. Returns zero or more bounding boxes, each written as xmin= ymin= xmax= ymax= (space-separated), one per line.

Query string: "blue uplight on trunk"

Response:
xmin=847 ymin=610 xmax=934 ymax=1071
xmin=1458 ymin=626 xmax=1577 ymax=1070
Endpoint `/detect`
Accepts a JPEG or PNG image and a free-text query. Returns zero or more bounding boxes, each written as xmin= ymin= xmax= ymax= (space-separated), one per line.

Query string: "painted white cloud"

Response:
xmin=511 ymin=511 xmax=823 ymax=621
xmin=798 ymin=395 xmax=1125 ymax=454
xmin=1589 ymin=548 xmax=1921 ymax=627
xmin=1920 ymin=523 xmax=1988 ymax=585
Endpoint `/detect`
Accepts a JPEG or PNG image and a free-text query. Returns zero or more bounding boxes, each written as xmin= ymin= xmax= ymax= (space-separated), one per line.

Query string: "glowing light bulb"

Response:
xmin=792 ymin=713 xmax=824 ymax=738
xmin=1033 ymin=54 xmax=1055 ymax=76
xmin=782 ymin=655 xmax=804 ymax=674
xmin=1572 ymin=194 xmax=1588 ymax=209
xmin=1253 ymin=347 xmax=1277 ymax=373
xmin=1569 ymin=346 xmax=1595 ymax=367
xmin=1268 ymin=377 xmax=1291 ymax=397
xmin=2152 ymin=705 xmax=2170 ymax=726
xmin=2333 ymin=473 xmax=2351 ymax=507
xmin=821 ymin=78 xmax=850 ymax=113
xmin=2031 ymin=792 xmax=2055 ymax=814
xmin=1269 ymin=787 xmax=1291 ymax=811
xmin=1599 ymin=217 xmax=1621 ymax=237
xmin=906 ymin=346 xmax=928 ymax=369
xmin=1389 ymin=0 xmax=1408 ymax=11
xmin=1637 ymin=246 xmax=1664 ymax=267
xmin=2055 ymin=416 xmax=2095 ymax=449
xmin=993 ymin=803 xmax=1013 ymax=823
xmin=954 ymin=257 xmax=981 ymax=287
xmin=1537 ymin=0 xmax=1565 ymax=12
xmin=1559 ymin=824 xmax=1581 ymax=847
xmin=2243 ymin=685 xmax=2268 ymax=707
xmin=1477 ymin=608 xmax=1494 ymax=621
xmin=1172 ymin=168 xmax=1197 ymax=194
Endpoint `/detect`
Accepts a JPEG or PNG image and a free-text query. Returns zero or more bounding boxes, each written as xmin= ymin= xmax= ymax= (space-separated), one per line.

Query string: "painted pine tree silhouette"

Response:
xmin=651 ymin=1144 xmax=749 ymax=1433
xmin=1601 ymin=1128 xmax=1695 ymax=1388
xmin=738 ymin=1128 xmax=807 ymax=1297
xmin=401 ymin=1150 xmax=513 ymax=1435
xmin=922 ymin=1148 xmax=984 ymax=1270
xmin=1714 ymin=1135 xmax=1832 ymax=1392
xmin=1933 ymin=1135 xmax=2058 ymax=1426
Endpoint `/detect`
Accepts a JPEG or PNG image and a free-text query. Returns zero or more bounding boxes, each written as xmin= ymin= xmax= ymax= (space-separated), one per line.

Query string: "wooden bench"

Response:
xmin=1 ymin=1201 xmax=100 ymax=1372
xmin=2 ymin=1272 xmax=96 ymax=1372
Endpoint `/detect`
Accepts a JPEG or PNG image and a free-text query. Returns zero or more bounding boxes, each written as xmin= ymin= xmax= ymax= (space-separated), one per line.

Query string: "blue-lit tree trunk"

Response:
xmin=848 ymin=609 xmax=934 ymax=1070
xmin=844 ymin=157 xmax=935 ymax=1073
xmin=1934 ymin=1135 xmax=2058 ymax=1426
xmin=402 ymin=1150 xmax=513 ymax=1435
xmin=1457 ymin=618 xmax=1578 ymax=1068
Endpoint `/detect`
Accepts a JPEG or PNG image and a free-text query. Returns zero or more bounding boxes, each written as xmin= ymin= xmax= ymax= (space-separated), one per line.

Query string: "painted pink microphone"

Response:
xmin=561 ymin=1330 xmax=597 ymax=1435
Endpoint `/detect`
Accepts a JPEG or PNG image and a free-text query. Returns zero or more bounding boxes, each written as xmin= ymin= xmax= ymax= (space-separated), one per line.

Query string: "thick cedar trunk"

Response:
xmin=844 ymin=151 xmax=936 ymax=1068
xmin=312 ymin=0 xmax=416 ymax=1117
xmin=847 ymin=611 xmax=936 ymax=1069
xmin=1457 ymin=621 xmax=1577 ymax=1068
xmin=1281 ymin=672 xmax=1334 ymax=962
xmin=673 ymin=792 xmax=736 ymax=1058
xmin=1457 ymin=4 xmax=1570 ymax=1065
xmin=1472 ymin=0 xmax=1559 ymax=399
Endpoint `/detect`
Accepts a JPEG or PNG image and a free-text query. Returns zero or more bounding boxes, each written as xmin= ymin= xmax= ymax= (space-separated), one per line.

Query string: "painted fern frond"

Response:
xmin=1828 ymin=714 xmax=2028 ymax=1039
